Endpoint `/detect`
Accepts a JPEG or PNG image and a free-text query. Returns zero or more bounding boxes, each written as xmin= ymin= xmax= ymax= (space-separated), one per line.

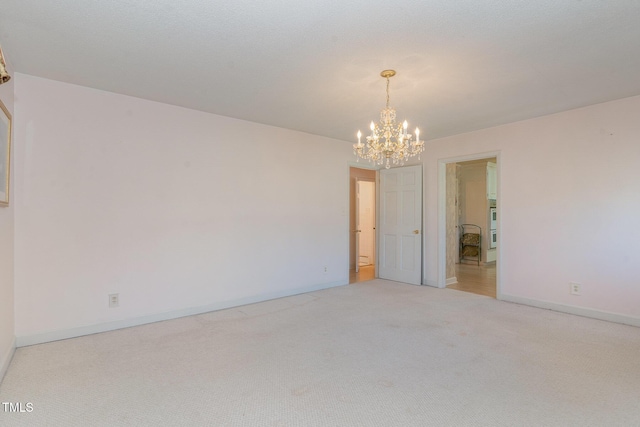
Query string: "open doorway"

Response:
xmin=443 ymin=157 xmax=498 ymax=297
xmin=349 ymin=167 xmax=376 ymax=283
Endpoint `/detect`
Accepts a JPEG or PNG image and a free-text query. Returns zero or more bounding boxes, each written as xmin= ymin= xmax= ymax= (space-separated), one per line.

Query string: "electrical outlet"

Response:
xmin=109 ymin=293 xmax=119 ymax=308
xmin=324 ymin=266 xmax=328 ymax=273
xmin=569 ymin=282 xmax=581 ymax=296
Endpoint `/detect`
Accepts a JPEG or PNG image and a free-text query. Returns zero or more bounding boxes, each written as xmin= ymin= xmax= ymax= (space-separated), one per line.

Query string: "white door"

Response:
xmin=379 ymin=165 xmax=423 ymax=285
xmin=357 ymin=180 xmax=375 ymax=268
xmin=355 ymin=179 xmax=361 ymax=273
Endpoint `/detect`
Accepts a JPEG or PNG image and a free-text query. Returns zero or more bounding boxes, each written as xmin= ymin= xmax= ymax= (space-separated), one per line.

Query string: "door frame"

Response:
xmin=356 ymin=178 xmax=376 ymax=272
xmin=348 ymin=163 xmax=379 ymax=278
xmin=437 ymin=151 xmax=502 ymax=298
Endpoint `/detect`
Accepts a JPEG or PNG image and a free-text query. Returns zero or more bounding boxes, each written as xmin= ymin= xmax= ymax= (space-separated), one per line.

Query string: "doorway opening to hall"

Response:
xmin=445 ymin=158 xmax=497 ymax=297
xmin=349 ymin=167 xmax=376 ymax=283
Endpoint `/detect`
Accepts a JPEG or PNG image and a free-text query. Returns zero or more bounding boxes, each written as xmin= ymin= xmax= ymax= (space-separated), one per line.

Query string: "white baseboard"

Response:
xmin=16 ymin=280 xmax=348 ymax=348
xmin=423 ymin=278 xmax=455 ymax=287
xmin=423 ymin=279 xmax=438 ymax=287
xmin=500 ymin=294 xmax=640 ymax=328
xmin=0 ymin=336 xmax=16 ymax=384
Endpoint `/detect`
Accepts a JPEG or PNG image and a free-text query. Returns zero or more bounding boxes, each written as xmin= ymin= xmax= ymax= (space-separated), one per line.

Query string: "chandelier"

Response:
xmin=353 ymin=70 xmax=423 ymax=169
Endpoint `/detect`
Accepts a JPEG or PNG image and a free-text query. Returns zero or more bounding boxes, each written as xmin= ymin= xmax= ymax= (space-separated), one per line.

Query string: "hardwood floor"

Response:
xmin=447 ymin=262 xmax=496 ymax=298
xmin=349 ymin=265 xmax=375 ymax=284
xmin=350 ymin=263 xmax=495 ymax=298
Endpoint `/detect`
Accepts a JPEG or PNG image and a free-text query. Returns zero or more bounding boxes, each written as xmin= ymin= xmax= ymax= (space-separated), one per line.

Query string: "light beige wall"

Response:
xmin=14 ymin=74 xmax=354 ymax=344
xmin=0 ymin=55 xmax=14 ymax=381
xmin=424 ymin=95 xmax=640 ymax=320
xmin=445 ymin=163 xmax=457 ymax=279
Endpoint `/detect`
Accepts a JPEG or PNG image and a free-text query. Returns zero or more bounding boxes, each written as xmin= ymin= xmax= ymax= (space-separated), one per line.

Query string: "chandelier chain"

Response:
xmin=386 ymin=77 xmax=390 ymax=109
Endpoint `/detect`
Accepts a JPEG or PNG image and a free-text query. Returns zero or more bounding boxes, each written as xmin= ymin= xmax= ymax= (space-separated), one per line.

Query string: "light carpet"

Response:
xmin=1 ymin=279 xmax=639 ymax=426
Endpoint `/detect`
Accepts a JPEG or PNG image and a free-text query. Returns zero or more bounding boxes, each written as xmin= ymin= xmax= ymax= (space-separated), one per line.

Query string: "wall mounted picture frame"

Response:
xmin=0 ymin=98 xmax=11 ymax=206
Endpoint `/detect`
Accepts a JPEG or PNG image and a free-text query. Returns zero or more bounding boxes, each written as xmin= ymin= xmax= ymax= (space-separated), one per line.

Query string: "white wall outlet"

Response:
xmin=569 ymin=282 xmax=581 ymax=296
xmin=324 ymin=266 xmax=328 ymax=273
xmin=109 ymin=293 xmax=119 ymax=308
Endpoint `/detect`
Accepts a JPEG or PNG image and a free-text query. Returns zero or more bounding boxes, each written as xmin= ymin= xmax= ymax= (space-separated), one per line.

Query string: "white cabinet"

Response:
xmin=486 ymin=162 xmax=497 ymax=199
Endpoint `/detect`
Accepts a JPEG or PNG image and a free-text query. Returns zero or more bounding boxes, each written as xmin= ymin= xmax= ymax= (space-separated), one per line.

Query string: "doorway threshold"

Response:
xmin=349 ymin=265 xmax=375 ymax=284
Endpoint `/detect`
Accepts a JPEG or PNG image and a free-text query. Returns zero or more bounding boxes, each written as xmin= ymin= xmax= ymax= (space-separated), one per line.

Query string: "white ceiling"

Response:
xmin=2 ymin=0 xmax=640 ymax=142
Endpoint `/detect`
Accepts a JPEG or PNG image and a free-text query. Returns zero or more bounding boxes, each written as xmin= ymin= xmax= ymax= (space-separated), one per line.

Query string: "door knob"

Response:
xmin=413 ymin=230 xmax=420 ymax=234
